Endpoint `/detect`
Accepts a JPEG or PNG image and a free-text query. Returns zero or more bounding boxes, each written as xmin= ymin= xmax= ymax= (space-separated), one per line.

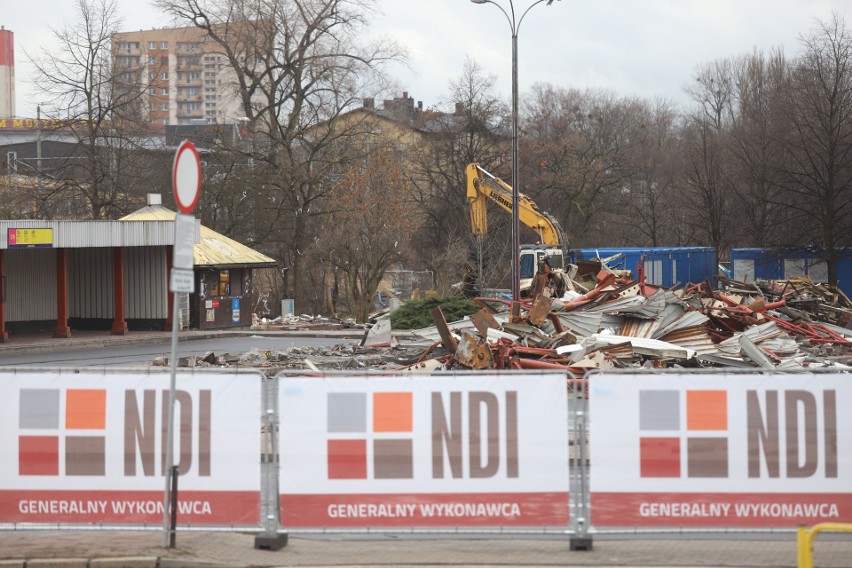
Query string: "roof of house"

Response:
xmin=121 ymin=204 xmax=277 ymax=268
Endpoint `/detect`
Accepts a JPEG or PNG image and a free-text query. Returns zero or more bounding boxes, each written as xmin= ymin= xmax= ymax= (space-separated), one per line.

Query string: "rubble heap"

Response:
xmin=399 ymin=267 xmax=852 ymax=376
xmin=160 ymin=262 xmax=852 ymax=375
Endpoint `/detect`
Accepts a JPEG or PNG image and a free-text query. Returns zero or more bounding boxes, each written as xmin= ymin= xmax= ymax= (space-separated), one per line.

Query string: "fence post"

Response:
xmin=169 ymin=465 xmax=178 ymax=548
xmin=255 ymin=376 xmax=288 ymax=550
xmin=570 ymin=375 xmax=593 ymax=551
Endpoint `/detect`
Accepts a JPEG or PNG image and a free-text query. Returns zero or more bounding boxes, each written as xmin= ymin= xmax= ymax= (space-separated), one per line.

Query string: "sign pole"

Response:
xmin=163 ymin=140 xmax=202 ymax=548
xmin=162 ymin=293 xmax=181 ymax=548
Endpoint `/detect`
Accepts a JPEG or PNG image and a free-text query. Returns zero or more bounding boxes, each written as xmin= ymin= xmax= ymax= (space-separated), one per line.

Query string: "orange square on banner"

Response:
xmin=686 ymin=390 xmax=727 ymax=431
xmin=66 ymin=389 xmax=107 ymax=430
xmin=373 ymin=392 xmax=412 ymax=432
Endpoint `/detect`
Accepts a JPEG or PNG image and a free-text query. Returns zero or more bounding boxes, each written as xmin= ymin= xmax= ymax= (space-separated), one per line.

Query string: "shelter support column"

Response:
xmin=0 ymin=250 xmax=8 ymax=343
xmin=165 ymin=246 xmax=173 ymax=329
xmin=111 ymin=247 xmax=128 ymax=335
xmin=54 ymin=249 xmax=71 ymax=338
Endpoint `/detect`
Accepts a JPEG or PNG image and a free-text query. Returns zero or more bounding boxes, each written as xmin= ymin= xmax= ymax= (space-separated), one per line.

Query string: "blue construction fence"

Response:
xmin=731 ymin=248 xmax=852 ymax=296
xmin=571 ymin=247 xmax=717 ymax=289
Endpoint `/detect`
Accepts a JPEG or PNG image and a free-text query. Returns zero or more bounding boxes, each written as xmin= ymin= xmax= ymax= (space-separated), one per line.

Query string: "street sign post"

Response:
xmin=164 ymin=140 xmax=201 ymax=547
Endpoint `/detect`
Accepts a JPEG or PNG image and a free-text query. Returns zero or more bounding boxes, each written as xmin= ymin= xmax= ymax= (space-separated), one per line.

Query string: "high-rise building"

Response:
xmin=0 ymin=27 xmax=14 ymax=119
xmin=112 ymin=26 xmax=242 ymax=125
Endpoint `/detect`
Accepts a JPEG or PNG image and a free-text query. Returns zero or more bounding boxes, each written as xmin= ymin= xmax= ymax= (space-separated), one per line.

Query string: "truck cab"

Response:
xmin=520 ymin=244 xmax=566 ymax=291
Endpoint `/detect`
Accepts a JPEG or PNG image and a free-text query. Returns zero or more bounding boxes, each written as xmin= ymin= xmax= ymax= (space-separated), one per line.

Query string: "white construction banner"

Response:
xmin=278 ymin=373 xmax=569 ymax=528
xmin=0 ymin=369 xmax=262 ymax=526
xmin=590 ymin=372 xmax=852 ymax=527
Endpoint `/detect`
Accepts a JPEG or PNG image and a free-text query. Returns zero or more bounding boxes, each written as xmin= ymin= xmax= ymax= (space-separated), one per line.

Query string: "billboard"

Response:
xmin=590 ymin=372 xmax=851 ymax=527
xmin=278 ymin=373 xmax=570 ymax=528
xmin=0 ymin=370 xmax=262 ymax=526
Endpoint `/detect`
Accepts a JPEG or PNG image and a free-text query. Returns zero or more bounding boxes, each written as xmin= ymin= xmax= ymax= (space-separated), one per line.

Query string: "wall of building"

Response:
xmin=125 ymin=245 xmax=168 ymax=321
xmin=113 ymin=26 xmax=243 ymax=125
xmin=192 ymin=266 xmax=252 ymax=329
xmin=4 ymin=248 xmax=57 ymax=325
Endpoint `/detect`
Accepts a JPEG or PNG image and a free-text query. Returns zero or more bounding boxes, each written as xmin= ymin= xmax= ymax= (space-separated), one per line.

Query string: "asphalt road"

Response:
xmin=0 ymin=335 xmax=359 ymax=368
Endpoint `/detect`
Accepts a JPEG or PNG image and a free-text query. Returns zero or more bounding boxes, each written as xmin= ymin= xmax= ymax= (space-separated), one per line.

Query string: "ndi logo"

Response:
xmin=17 ymin=387 xmax=214 ymax=478
xmin=638 ymin=389 xmax=729 ymax=478
xmin=325 ymin=389 xmax=519 ymax=481
xmin=19 ymin=389 xmax=107 ymax=476
xmin=326 ymin=392 xmax=414 ymax=480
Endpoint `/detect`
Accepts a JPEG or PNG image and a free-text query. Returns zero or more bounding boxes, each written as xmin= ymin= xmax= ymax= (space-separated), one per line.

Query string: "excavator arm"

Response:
xmin=465 ymin=163 xmax=568 ymax=246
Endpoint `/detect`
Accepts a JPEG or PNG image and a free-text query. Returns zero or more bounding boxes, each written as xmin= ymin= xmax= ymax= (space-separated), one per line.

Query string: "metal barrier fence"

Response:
xmin=0 ymin=367 xmax=265 ymax=532
xmin=583 ymin=368 xmax=851 ymax=536
xmin=1 ymin=366 xmax=850 ymax=553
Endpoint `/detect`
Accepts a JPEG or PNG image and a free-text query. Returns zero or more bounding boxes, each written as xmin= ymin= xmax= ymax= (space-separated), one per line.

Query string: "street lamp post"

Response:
xmin=470 ymin=0 xmax=560 ymax=304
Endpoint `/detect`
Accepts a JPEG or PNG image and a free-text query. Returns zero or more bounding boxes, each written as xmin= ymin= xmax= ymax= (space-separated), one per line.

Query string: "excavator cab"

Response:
xmin=520 ymin=245 xmax=565 ymax=288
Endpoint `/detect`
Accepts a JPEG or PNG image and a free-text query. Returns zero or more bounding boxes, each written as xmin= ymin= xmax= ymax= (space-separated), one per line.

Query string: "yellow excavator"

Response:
xmin=465 ymin=163 xmax=569 ymax=293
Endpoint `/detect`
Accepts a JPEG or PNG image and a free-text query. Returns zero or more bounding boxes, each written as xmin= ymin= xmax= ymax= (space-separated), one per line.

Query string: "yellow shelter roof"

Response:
xmin=121 ymin=205 xmax=277 ymax=268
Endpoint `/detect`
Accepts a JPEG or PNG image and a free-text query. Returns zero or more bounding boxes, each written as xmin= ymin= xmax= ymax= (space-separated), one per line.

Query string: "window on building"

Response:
xmin=118 ymin=41 xmax=129 ymax=50
xmin=161 ymin=87 xmax=168 ymax=95
xmin=148 ymin=41 xmax=156 ymax=50
xmin=149 ymin=72 xmax=157 ymax=80
xmin=218 ymin=270 xmax=230 ymax=296
xmin=161 ymin=72 xmax=169 ymax=80
xmin=148 ymin=56 xmax=156 ymax=65
xmin=7 ymin=151 xmax=17 ymax=172
xmin=161 ymin=56 xmax=168 ymax=65
xmin=162 ymin=118 xmax=169 ymax=125
xmin=161 ymin=103 xmax=169 ymax=111
xmin=161 ymin=41 xmax=168 ymax=49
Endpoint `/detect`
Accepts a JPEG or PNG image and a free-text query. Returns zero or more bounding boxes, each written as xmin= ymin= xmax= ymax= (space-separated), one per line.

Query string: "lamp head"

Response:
xmin=470 ymin=0 xmax=489 ymax=4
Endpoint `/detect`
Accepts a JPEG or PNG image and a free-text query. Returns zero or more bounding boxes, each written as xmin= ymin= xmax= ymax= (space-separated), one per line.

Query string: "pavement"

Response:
xmin=1 ymin=528 xmax=852 ymax=567
xmin=1 ymin=328 xmax=852 ymax=567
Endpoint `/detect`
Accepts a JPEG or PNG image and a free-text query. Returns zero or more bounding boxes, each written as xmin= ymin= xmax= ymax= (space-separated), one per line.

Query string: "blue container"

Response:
xmin=730 ymin=248 xmax=852 ymax=296
xmin=572 ymin=247 xmax=717 ymax=289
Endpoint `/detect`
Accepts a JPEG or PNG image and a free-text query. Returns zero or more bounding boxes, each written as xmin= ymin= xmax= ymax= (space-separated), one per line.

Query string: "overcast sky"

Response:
xmin=4 ymin=0 xmax=846 ymax=118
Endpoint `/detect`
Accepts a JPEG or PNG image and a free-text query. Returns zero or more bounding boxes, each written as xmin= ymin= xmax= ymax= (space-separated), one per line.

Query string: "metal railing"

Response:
xmin=797 ymin=523 xmax=852 ymax=568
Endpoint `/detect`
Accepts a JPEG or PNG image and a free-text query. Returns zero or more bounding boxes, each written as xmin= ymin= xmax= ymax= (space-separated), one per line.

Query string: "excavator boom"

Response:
xmin=465 ymin=163 xmax=568 ymax=246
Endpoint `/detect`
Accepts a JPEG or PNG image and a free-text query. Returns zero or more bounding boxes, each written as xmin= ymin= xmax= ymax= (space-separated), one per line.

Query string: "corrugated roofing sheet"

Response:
xmin=121 ymin=205 xmax=277 ymax=267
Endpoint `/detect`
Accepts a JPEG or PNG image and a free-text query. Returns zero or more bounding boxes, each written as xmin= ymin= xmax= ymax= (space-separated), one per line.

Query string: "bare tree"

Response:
xmin=618 ymin=98 xmax=685 ymax=246
xmin=155 ymin=0 xmax=403 ymax=313
xmin=409 ymin=58 xmax=510 ymax=292
xmin=728 ymin=49 xmax=791 ymax=247
xmin=28 ymin=0 xmax=165 ymax=219
xmin=682 ymin=60 xmax=737 ymax=255
xmin=321 ymin=148 xmax=414 ymax=322
xmin=522 ymin=85 xmax=638 ymax=246
xmin=778 ymin=12 xmax=852 ymax=285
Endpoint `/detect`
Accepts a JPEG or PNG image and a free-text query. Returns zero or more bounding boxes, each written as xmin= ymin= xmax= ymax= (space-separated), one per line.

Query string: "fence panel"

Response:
xmin=0 ymin=368 xmax=263 ymax=529
xmin=588 ymin=370 xmax=852 ymax=529
xmin=276 ymin=370 xmax=570 ymax=531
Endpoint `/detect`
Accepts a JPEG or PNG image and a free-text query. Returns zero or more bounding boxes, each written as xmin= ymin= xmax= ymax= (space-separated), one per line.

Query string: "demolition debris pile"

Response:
xmin=395 ymin=262 xmax=852 ymax=375
xmin=165 ymin=259 xmax=852 ymax=374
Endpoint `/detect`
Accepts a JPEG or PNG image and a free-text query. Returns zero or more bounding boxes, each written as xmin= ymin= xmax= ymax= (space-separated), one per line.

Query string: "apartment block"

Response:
xmin=113 ymin=26 xmax=242 ymax=125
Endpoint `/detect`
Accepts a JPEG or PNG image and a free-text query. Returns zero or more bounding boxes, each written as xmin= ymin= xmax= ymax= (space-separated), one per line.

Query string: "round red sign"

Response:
xmin=172 ymin=140 xmax=201 ymax=214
